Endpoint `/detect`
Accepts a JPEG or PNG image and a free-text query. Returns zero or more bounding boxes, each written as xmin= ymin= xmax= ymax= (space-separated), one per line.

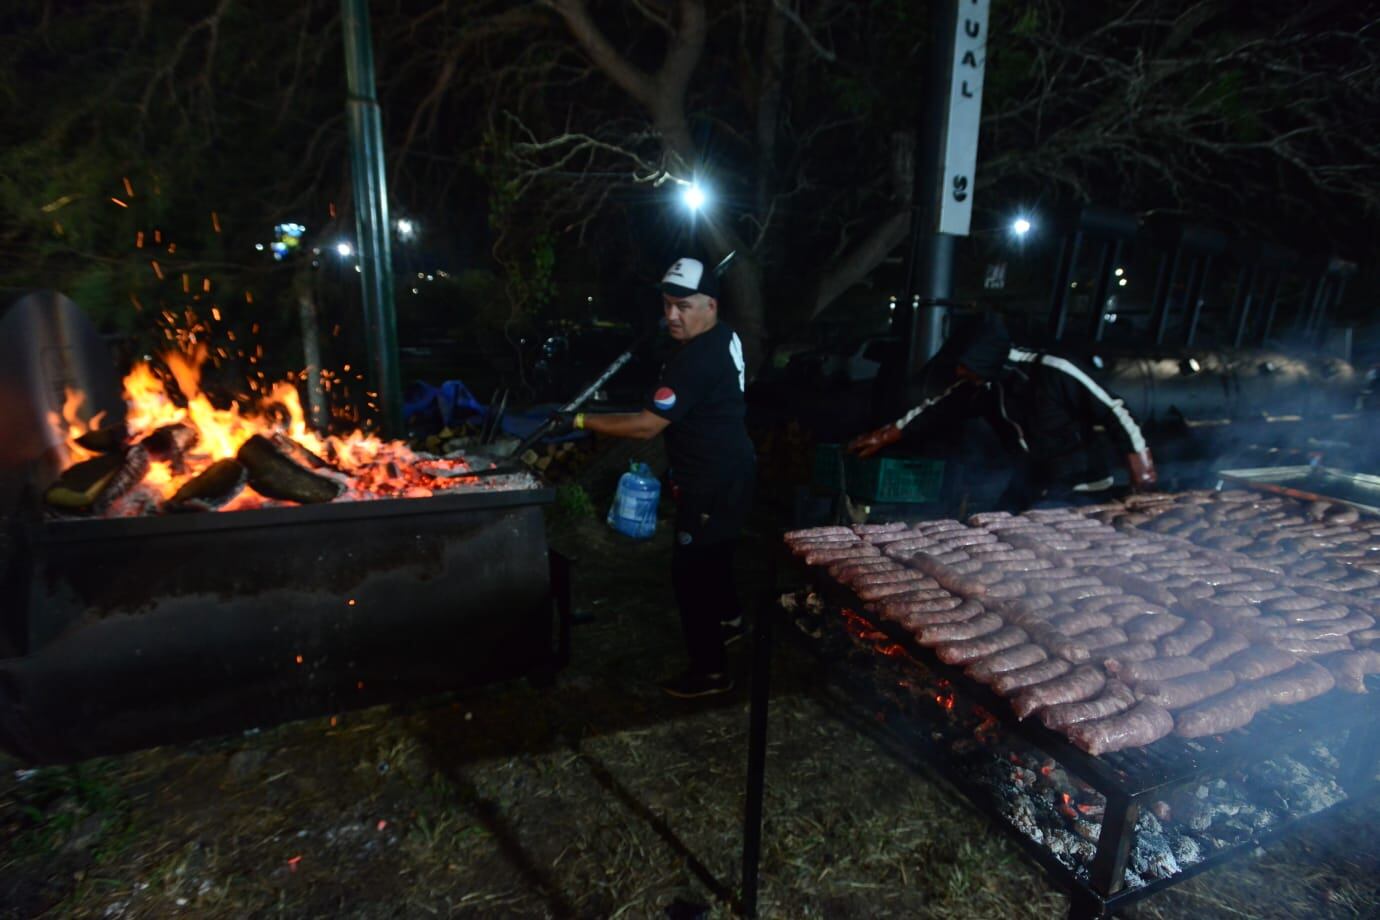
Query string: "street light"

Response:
xmin=1011 ymin=216 xmax=1032 ymax=236
xmin=682 ymin=183 xmax=707 ymax=212
xmin=336 ymin=241 xmax=354 ymax=257
xmin=396 ymin=218 xmax=416 ymax=240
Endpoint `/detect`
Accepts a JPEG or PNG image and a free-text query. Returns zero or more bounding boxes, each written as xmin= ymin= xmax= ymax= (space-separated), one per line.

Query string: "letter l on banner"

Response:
xmin=937 ymin=0 xmax=990 ymax=236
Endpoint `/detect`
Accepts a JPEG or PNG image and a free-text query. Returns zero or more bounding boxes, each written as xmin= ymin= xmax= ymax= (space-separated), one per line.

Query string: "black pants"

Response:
xmin=670 ymin=476 xmax=753 ymax=676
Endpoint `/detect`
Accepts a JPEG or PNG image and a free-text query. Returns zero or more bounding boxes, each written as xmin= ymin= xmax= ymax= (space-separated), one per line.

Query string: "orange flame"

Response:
xmin=48 ymin=346 xmax=481 ymax=511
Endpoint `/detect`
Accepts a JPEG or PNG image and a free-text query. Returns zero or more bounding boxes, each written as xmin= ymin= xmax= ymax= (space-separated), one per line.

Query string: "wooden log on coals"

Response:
xmin=74 ymin=421 xmax=129 ymax=453
xmin=141 ymin=423 xmax=200 ymax=472
xmin=167 ymin=458 xmax=248 ymax=512
xmin=237 ymin=434 xmax=343 ymax=504
xmin=44 ymin=445 xmax=150 ymax=513
xmin=271 ymin=432 xmax=337 ymax=471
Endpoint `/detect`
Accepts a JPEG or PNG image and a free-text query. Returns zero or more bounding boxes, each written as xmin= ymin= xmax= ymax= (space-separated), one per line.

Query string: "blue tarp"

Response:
xmin=403 ymin=380 xmax=588 ymax=443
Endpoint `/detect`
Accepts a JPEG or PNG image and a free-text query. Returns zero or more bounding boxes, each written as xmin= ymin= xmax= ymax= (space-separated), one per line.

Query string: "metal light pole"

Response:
xmin=341 ymin=0 xmax=402 ymax=435
xmin=898 ymin=0 xmax=989 ymax=378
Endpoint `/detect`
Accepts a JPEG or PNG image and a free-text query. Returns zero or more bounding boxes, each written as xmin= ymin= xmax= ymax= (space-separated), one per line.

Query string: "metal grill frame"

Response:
xmin=0 ymin=485 xmax=572 ymax=763
xmin=741 ymin=552 xmax=1380 ymax=919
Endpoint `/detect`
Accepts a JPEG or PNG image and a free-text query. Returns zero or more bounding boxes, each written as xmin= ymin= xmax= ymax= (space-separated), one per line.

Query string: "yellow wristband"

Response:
xmin=574 ymin=412 xmax=586 ymax=430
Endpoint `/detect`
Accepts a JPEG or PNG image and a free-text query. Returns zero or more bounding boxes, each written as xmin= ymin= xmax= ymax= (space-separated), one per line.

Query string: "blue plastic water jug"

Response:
xmin=608 ymin=462 xmax=660 ymax=539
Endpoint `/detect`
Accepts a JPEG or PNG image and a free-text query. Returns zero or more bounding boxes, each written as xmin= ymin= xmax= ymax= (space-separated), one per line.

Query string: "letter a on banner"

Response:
xmin=937 ymin=0 xmax=990 ymax=236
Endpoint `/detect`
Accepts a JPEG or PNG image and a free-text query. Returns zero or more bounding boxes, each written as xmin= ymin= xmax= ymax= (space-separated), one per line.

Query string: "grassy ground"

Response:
xmin=2 ymin=504 xmax=1377 ymax=919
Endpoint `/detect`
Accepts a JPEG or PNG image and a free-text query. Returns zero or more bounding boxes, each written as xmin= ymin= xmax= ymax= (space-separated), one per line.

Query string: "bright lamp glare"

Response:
xmin=396 ymin=218 xmax=415 ymax=239
xmin=336 ymin=241 xmax=354 ymax=257
xmin=1012 ymin=217 xmax=1032 ymax=236
xmin=682 ymin=184 xmax=706 ymax=211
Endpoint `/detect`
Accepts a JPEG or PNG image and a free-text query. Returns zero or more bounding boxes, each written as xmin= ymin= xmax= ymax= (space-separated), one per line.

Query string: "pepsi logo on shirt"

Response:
xmin=653 ymin=387 xmax=677 ymax=410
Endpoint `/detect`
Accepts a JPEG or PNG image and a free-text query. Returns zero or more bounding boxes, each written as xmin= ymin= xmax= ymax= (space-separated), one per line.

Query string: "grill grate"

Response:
xmin=812 ymin=571 xmax=1377 ymax=801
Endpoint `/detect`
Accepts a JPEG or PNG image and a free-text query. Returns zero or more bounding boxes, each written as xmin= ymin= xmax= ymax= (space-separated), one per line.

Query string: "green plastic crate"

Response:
xmin=812 ymin=444 xmax=944 ymax=504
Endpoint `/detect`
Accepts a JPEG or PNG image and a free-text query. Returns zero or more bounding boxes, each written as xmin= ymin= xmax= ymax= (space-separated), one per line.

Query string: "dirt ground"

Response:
xmin=2 ymin=498 xmax=1379 ymax=919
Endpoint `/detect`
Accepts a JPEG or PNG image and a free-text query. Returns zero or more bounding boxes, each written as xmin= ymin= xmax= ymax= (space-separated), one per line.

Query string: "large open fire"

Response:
xmin=46 ymin=346 xmax=508 ymax=515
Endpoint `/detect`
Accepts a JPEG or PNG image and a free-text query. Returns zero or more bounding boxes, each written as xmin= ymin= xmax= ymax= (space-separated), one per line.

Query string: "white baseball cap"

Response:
xmin=658 ymin=257 xmax=720 ymax=298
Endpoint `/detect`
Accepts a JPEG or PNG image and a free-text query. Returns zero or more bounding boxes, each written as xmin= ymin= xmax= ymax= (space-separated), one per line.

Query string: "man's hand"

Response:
xmin=1126 ymin=449 xmax=1157 ymax=491
xmin=547 ymin=411 xmax=579 ymax=437
xmin=846 ymin=424 xmax=902 ymax=459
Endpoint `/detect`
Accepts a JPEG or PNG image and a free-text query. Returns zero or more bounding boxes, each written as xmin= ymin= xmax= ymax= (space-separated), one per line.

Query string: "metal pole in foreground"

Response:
xmin=341 ymin=0 xmax=403 ymax=436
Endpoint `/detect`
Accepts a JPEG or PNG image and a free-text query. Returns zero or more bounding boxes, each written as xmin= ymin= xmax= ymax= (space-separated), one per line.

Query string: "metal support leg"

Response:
xmin=1339 ymin=720 xmax=1380 ymax=797
xmin=1070 ymin=792 xmax=1138 ymax=919
xmin=742 ymin=596 xmax=776 ymax=918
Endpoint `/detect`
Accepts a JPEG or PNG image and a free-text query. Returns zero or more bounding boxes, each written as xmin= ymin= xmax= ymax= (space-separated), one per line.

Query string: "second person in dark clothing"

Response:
xmin=848 ymin=313 xmax=1156 ymax=509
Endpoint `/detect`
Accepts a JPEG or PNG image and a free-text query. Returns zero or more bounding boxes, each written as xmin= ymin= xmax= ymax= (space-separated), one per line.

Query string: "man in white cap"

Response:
xmin=557 ymin=256 xmax=755 ymax=698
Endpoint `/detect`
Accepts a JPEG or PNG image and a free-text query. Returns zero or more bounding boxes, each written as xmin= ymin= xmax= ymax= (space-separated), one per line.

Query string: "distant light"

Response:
xmin=1011 ymin=217 xmax=1032 ymax=236
xmin=396 ymin=218 xmax=416 ymax=239
xmin=336 ymin=241 xmax=354 ymax=257
xmin=1092 ymin=355 xmax=1104 ymax=369
xmin=1114 ymin=267 xmax=1125 ymax=277
xmin=1118 ymin=278 xmax=1128 ymax=287
xmin=587 ymin=296 xmax=594 ymax=303
xmin=682 ymin=183 xmax=706 ymax=211
xmin=255 ymin=243 xmax=265 ymax=251
xmin=425 ymin=274 xmax=434 ymax=282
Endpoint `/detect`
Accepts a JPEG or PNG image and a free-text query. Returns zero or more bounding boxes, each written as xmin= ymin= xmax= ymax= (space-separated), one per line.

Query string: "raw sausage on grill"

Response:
xmin=1011 ymin=665 xmax=1106 ymax=720
xmin=1218 ymin=646 xmax=1300 ymax=682
xmin=1108 ymin=655 xmax=1207 ymax=685
xmin=1256 ymin=660 xmax=1336 ymax=706
xmin=1319 ymin=650 xmax=1380 ymax=693
xmin=914 ymin=612 xmax=1004 ymax=645
xmin=1158 ymin=620 xmax=1214 ymax=657
xmin=1192 ymin=632 xmax=1253 ymax=666
xmin=1175 ymin=683 xmax=1270 ymax=738
xmin=991 ymin=657 xmax=1074 ymax=695
xmin=966 ymin=644 xmax=1049 ymax=682
xmin=1067 ymin=701 xmax=1175 ymax=755
xmin=899 ymin=600 xmax=986 ymax=629
xmin=1136 ymin=670 xmax=1237 ymax=709
xmin=934 ymin=625 xmax=1028 ymax=665
xmin=1040 ymin=681 xmax=1137 ymax=731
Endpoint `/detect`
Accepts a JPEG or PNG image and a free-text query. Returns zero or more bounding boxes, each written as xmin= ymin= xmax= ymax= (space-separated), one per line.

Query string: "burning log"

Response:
xmin=140 ymin=423 xmax=200 ymax=472
xmin=271 ymin=432 xmax=337 ymax=471
xmin=237 ymin=434 xmax=343 ymax=504
xmin=44 ymin=445 xmax=150 ymax=513
xmin=167 ymin=458 xmax=248 ymax=512
xmin=74 ymin=422 xmax=129 ymax=453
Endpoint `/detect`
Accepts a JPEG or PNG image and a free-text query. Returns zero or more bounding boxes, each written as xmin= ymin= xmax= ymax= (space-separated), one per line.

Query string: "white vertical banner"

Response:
xmin=937 ymin=0 xmax=990 ymax=236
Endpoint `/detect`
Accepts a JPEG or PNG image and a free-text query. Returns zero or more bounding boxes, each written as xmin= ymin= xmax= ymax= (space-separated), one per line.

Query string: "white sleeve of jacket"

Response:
xmin=893 ymin=380 xmax=965 ymax=431
xmin=1007 ymin=347 xmax=1147 ymax=453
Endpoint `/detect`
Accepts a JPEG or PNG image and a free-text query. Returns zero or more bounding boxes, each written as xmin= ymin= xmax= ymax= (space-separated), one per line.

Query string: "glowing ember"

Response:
xmin=46 ymin=345 xmax=512 ymax=513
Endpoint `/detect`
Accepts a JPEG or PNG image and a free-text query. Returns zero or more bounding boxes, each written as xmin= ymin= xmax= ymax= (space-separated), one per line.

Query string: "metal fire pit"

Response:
xmin=740 ymin=554 xmax=1380 ymax=919
xmin=0 ymin=486 xmax=570 ymax=763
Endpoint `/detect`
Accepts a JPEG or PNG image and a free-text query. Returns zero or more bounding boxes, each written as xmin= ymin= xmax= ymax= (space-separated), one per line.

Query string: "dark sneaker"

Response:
xmin=661 ymin=671 xmax=734 ymax=699
xmin=721 ymin=617 xmax=745 ymax=646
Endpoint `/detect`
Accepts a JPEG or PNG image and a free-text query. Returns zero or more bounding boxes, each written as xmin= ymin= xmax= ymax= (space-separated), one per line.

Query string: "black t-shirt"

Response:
xmin=646 ymin=322 xmax=755 ymax=489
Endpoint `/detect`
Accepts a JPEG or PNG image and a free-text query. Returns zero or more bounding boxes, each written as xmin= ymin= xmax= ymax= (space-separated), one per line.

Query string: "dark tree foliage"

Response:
xmin=2 ymin=0 xmax=1375 ymax=374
